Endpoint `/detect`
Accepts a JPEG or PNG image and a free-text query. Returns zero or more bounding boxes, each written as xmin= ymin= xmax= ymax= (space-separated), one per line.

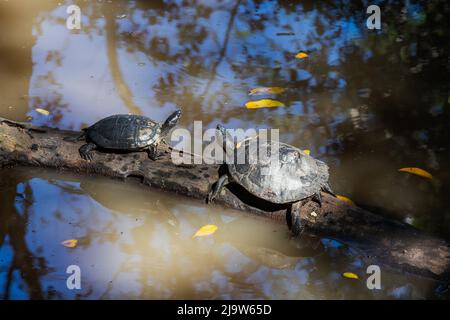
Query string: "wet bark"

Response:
xmin=0 ymin=117 xmax=449 ymax=285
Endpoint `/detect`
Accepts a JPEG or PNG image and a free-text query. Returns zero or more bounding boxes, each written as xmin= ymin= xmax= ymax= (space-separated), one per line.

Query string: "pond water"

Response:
xmin=0 ymin=0 xmax=449 ymax=299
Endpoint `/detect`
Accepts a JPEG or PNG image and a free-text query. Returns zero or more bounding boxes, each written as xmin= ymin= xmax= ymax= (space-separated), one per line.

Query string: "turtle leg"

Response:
xmin=79 ymin=143 xmax=96 ymax=161
xmin=206 ymin=175 xmax=229 ymax=203
xmin=147 ymin=144 xmax=160 ymax=161
xmin=289 ymin=201 xmax=304 ymax=237
xmin=312 ymin=192 xmax=322 ymax=207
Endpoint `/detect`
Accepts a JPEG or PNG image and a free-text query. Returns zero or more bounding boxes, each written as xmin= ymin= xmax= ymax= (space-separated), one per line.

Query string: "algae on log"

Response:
xmin=0 ymin=117 xmax=449 ymax=284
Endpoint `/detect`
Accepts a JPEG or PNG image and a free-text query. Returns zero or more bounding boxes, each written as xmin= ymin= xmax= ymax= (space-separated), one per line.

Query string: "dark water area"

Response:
xmin=0 ymin=0 xmax=449 ymax=299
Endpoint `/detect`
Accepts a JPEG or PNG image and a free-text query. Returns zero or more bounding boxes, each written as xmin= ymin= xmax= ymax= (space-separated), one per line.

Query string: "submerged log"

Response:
xmin=0 ymin=117 xmax=449 ymax=284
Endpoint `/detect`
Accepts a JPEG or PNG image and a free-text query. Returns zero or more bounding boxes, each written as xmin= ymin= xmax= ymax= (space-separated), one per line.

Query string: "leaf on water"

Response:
xmin=343 ymin=272 xmax=359 ymax=280
xmin=398 ymin=167 xmax=433 ymax=180
xmin=295 ymin=52 xmax=308 ymax=59
xmin=61 ymin=239 xmax=78 ymax=248
xmin=245 ymin=99 xmax=285 ymax=109
xmin=336 ymin=195 xmax=355 ymax=206
xmin=249 ymin=87 xmax=286 ymax=95
xmin=35 ymin=108 xmax=50 ymax=116
xmin=303 ymin=149 xmax=311 ymax=155
xmin=192 ymin=224 xmax=218 ymax=238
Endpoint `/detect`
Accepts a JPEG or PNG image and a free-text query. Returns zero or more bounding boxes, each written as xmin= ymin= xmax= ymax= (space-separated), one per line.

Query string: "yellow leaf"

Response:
xmin=398 ymin=167 xmax=433 ymax=180
xmin=249 ymin=87 xmax=286 ymax=95
xmin=303 ymin=149 xmax=311 ymax=155
xmin=295 ymin=52 xmax=308 ymax=59
xmin=336 ymin=195 xmax=355 ymax=206
xmin=35 ymin=108 xmax=50 ymax=116
xmin=448 ymin=96 xmax=450 ymax=104
xmin=61 ymin=239 xmax=78 ymax=248
xmin=343 ymin=272 xmax=359 ymax=280
xmin=245 ymin=99 xmax=285 ymax=109
xmin=192 ymin=224 xmax=218 ymax=238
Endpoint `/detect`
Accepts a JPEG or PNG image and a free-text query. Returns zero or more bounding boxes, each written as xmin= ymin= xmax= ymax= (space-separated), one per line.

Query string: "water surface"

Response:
xmin=0 ymin=0 xmax=449 ymax=299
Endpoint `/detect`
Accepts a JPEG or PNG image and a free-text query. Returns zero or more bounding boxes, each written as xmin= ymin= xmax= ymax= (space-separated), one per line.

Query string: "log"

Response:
xmin=0 ymin=117 xmax=449 ymax=285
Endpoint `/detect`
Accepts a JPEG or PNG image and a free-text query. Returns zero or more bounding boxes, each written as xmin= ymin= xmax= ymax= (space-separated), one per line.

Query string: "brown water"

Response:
xmin=1 ymin=0 xmax=449 ymax=299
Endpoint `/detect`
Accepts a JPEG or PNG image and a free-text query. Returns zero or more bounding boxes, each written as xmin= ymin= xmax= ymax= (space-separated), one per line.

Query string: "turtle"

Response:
xmin=207 ymin=124 xmax=334 ymax=236
xmin=68 ymin=110 xmax=181 ymax=161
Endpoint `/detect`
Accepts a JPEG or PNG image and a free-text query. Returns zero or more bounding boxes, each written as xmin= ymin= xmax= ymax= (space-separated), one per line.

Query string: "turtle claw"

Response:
xmin=206 ymin=174 xmax=229 ymax=204
xmin=149 ymin=154 xmax=160 ymax=161
xmin=206 ymin=190 xmax=218 ymax=204
xmin=79 ymin=143 xmax=96 ymax=161
xmin=80 ymin=152 xmax=93 ymax=161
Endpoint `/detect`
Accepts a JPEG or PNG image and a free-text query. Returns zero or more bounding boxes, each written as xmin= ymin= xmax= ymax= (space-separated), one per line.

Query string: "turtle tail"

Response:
xmin=322 ymin=182 xmax=336 ymax=197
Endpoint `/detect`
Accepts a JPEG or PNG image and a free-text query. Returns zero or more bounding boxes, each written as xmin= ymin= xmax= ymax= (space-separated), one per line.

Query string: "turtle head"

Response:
xmin=216 ymin=124 xmax=235 ymax=156
xmin=161 ymin=109 xmax=182 ymax=135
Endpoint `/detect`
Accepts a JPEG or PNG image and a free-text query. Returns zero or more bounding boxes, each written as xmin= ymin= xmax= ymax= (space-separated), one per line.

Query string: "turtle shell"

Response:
xmin=228 ymin=139 xmax=329 ymax=204
xmin=86 ymin=115 xmax=161 ymax=150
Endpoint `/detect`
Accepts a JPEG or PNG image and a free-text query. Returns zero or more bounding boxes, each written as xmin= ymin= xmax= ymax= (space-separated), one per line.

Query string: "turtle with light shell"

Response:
xmin=207 ymin=124 xmax=334 ymax=235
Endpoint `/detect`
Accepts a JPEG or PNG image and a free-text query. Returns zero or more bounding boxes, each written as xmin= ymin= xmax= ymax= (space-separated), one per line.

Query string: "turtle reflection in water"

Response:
xmin=67 ymin=110 xmax=181 ymax=161
xmin=207 ymin=125 xmax=334 ymax=236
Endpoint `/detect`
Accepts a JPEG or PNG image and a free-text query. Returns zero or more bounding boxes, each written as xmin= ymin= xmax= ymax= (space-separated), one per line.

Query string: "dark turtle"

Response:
xmin=70 ymin=110 xmax=181 ymax=161
xmin=207 ymin=125 xmax=334 ymax=236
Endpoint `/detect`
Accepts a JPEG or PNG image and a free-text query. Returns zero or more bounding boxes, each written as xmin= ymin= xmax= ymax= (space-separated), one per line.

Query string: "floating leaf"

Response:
xmin=35 ymin=108 xmax=50 ymax=116
xmin=295 ymin=52 xmax=308 ymax=59
xmin=61 ymin=239 xmax=78 ymax=248
xmin=398 ymin=167 xmax=432 ymax=180
xmin=343 ymin=272 xmax=359 ymax=280
xmin=245 ymin=99 xmax=285 ymax=109
xmin=336 ymin=195 xmax=355 ymax=206
xmin=249 ymin=87 xmax=286 ymax=96
xmin=192 ymin=224 xmax=218 ymax=238
xmin=303 ymin=149 xmax=311 ymax=155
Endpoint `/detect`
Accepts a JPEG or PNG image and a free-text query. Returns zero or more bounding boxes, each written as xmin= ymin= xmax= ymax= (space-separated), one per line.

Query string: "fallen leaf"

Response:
xmin=343 ymin=272 xmax=359 ymax=280
xmin=398 ymin=167 xmax=433 ymax=180
xmin=336 ymin=195 xmax=355 ymax=206
xmin=295 ymin=52 xmax=308 ymax=59
xmin=192 ymin=224 xmax=218 ymax=238
xmin=249 ymin=87 xmax=286 ymax=95
xmin=303 ymin=149 xmax=311 ymax=155
xmin=61 ymin=239 xmax=78 ymax=248
xmin=35 ymin=108 xmax=50 ymax=116
xmin=245 ymin=99 xmax=285 ymax=109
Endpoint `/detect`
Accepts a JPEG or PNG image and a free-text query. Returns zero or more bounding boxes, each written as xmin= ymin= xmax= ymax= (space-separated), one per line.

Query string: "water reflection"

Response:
xmin=0 ymin=168 xmax=441 ymax=299
xmin=0 ymin=0 xmax=449 ymax=299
